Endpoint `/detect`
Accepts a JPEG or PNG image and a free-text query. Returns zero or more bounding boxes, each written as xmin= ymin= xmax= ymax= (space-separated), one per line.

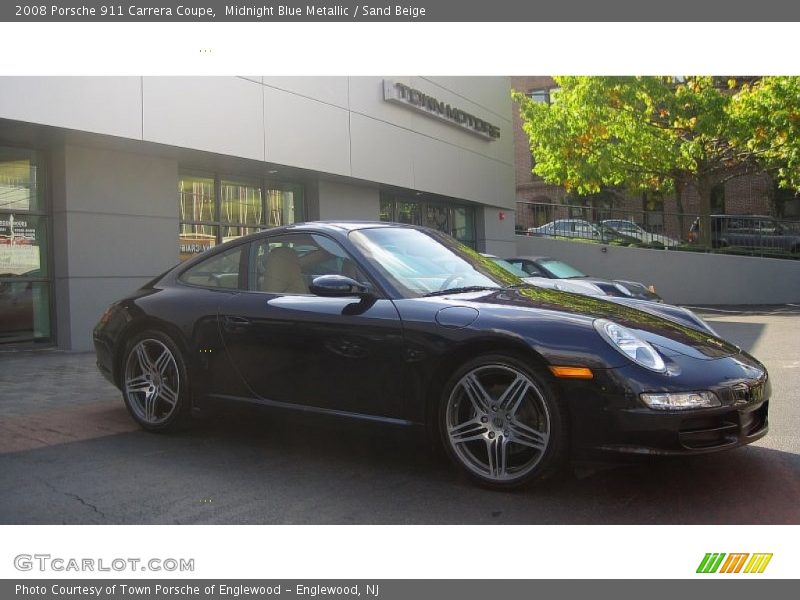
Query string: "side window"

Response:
xmin=179 ymin=245 xmax=244 ymax=289
xmin=520 ymin=263 xmax=544 ymax=277
xmin=250 ymin=234 xmax=366 ymax=294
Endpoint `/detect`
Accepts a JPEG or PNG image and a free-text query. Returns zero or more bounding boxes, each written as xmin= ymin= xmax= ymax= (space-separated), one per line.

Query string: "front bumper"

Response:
xmin=593 ymin=398 xmax=769 ymax=456
xmin=561 ymin=353 xmax=770 ymax=457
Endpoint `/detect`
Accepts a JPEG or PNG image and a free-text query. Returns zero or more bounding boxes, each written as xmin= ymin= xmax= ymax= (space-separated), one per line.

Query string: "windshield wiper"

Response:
xmin=423 ymin=286 xmax=501 ymax=297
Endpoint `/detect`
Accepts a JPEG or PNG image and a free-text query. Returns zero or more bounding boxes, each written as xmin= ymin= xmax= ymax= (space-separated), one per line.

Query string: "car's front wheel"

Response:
xmin=439 ymin=354 xmax=567 ymax=489
xmin=121 ymin=330 xmax=190 ymax=432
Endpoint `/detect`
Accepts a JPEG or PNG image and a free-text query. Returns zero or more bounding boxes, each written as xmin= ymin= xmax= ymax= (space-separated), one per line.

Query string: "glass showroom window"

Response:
xmin=179 ymin=173 xmax=303 ymax=261
xmin=0 ymin=146 xmax=52 ymax=344
xmin=380 ymin=196 xmax=476 ymax=248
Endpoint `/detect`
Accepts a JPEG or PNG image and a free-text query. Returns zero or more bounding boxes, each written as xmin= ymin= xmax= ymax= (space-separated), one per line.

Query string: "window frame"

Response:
xmin=0 ymin=145 xmax=55 ymax=346
xmin=178 ymin=169 xmax=306 ymax=261
xmin=379 ymin=195 xmax=477 ymax=249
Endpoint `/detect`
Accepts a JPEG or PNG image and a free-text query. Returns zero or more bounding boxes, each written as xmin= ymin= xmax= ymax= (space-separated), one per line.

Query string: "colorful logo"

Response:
xmin=697 ymin=553 xmax=773 ymax=574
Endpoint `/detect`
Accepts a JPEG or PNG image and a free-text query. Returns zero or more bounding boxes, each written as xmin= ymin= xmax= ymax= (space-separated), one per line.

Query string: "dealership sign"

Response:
xmin=383 ymin=80 xmax=501 ymax=141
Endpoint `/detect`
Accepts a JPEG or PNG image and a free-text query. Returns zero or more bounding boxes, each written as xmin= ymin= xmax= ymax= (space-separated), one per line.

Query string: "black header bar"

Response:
xmin=4 ymin=0 xmax=800 ymax=22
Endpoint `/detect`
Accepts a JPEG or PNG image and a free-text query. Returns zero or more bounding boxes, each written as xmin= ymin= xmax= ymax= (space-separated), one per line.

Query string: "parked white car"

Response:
xmin=527 ymin=219 xmax=601 ymax=240
xmin=601 ymin=219 xmax=679 ymax=247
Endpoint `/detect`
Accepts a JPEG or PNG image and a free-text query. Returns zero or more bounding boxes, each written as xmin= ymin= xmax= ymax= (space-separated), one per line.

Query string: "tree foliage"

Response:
xmin=513 ymin=76 xmax=800 ymax=244
xmin=729 ymin=76 xmax=800 ymax=191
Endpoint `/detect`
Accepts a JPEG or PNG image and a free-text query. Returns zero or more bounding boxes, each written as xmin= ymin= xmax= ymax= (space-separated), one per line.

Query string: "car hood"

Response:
xmin=579 ymin=277 xmax=661 ymax=301
xmin=525 ymin=275 xmax=661 ymax=302
xmin=436 ymin=285 xmax=741 ymax=360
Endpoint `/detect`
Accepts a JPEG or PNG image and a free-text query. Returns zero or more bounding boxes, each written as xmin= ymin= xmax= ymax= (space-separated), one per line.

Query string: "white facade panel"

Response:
xmin=493 ymin=162 xmax=517 ymax=210
xmin=347 ymin=76 xmax=416 ymax=131
xmin=412 ymin=136 xmax=502 ymax=206
xmin=350 ymin=113 xmax=415 ymax=189
xmin=405 ymin=76 xmax=513 ymax=164
xmin=423 ymin=76 xmax=514 ymax=122
xmin=264 ymin=86 xmax=351 ymax=176
xmin=0 ymin=76 xmax=142 ymax=139
xmin=350 ymin=77 xmax=513 ymax=166
xmin=263 ymin=77 xmax=349 ymax=109
xmin=142 ymin=77 xmax=265 ymax=161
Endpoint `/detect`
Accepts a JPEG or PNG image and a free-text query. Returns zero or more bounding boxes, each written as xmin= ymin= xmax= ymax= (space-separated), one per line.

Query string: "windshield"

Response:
xmin=539 ymin=259 xmax=587 ymax=279
xmin=349 ymin=227 xmax=521 ymax=296
xmin=489 ymin=257 xmax=529 ymax=277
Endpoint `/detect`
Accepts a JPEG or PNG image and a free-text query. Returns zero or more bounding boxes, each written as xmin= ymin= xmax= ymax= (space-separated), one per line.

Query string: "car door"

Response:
xmin=218 ymin=232 xmax=407 ymax=420
xmin=553 ymin=221 xmax=571 ymax=237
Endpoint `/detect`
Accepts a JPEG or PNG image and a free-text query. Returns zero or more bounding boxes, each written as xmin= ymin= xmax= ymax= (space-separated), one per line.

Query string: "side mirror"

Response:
xmin=310 ymin=274 xmax=373 ymax=298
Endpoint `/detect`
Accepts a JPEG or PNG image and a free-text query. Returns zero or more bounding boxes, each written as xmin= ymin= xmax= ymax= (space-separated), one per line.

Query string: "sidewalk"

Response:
xmin=0 ymin=351 xmax=136 ymax=454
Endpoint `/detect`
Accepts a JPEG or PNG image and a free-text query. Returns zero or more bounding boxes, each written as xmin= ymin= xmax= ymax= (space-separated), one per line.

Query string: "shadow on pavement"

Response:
xmin=1 ymin=406 xmax=797 ymax=525
xmin=704 ymin=319 xmax=766 ymax=354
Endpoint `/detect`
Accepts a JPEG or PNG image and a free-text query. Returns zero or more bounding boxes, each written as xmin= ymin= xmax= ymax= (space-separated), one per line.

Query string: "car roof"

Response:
xmin=232 ymin=220 xmax=430 ymax=241
xmin=508 ymin=256 xmax=554 ymax=262
xmin=284 ymin=220 xmax=406 ymax=233
xmin=168 ymin=220 xmax=439 ymax=278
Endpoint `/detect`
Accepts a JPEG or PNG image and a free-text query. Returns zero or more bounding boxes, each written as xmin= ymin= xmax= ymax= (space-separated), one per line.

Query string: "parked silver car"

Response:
xmin=527 ymin=219 xmax=600 ymax=240
xmin=601 ymin=219 xmax=679 ymax=247
xmin=506 ymin=255 xmax=662 ymax=302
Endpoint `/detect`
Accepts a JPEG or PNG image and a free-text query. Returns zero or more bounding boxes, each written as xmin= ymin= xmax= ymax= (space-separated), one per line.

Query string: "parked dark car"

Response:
xmin=94 ymin=222 xmax=769 ymax=489
xmin=506 ymin=255 xmax=663 ymax=302
xmin=689 ymin=214 xmax=800 ymax=253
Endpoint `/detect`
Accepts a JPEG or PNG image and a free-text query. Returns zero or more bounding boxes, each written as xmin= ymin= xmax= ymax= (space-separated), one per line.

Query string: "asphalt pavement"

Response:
xmin=1 ymin=307 xmax=798 ymax=524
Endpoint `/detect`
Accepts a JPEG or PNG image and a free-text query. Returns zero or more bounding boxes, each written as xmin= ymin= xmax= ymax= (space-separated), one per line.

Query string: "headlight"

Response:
xmin=594 ymin=318 xmax=666 ymax=372
xmin=640 ymin=391 xmax=721 ymax=410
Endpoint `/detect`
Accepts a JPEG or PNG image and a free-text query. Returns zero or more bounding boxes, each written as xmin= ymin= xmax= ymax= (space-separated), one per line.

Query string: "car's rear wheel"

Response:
xmin=439 ymin=354 xmax=566 ymax=489
xmin=121 ymin=330 xmax=190 ymax=432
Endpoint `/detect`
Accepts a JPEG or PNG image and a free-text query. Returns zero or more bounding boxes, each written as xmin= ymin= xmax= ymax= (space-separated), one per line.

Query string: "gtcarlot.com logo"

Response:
xmin=14 ymin=554 xmax=195 ymax=573
xmin=697 ymin=553 xmax=773 ymax=574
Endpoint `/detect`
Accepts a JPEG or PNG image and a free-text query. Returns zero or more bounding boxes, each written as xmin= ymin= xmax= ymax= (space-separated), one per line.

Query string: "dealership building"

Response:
xmin=0 ymin=76 xmax=515 ymax=350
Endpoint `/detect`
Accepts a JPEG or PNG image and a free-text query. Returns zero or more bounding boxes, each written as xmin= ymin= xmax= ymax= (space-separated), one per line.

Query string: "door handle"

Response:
xmin=222 ymin=315 xmax=251 ymax=330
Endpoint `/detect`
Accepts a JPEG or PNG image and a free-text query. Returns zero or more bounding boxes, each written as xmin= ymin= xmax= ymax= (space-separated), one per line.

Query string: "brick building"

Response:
xmin=511 ymin=76 xmax=797 ymax=241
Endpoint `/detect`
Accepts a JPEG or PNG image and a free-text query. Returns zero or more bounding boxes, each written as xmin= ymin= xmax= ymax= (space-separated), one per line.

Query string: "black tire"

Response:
xmin=120 ymin=329 xmax=191 ymax=432
xmin=438 ymin=353 xmax=568 ymax=490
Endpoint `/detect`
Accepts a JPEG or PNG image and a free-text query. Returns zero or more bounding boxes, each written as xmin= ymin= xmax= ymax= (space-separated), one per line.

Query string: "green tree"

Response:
xmin=729 ymin=76 xmax=800 ymax=193
xmin=513 ymin=76 xmax=800 ymax=246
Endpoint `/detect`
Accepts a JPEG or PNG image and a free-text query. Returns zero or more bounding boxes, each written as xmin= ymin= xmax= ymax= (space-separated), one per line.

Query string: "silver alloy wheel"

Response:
xmin=445 ymin=364 xmax=551 ymax=482
xmin=123 ymin=338 xmax=180 ymax=426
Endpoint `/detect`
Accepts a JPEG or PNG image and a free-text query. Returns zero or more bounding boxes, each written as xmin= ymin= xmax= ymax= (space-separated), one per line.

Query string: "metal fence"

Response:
xmin=515 ymin=201 xmax=800 ymax=259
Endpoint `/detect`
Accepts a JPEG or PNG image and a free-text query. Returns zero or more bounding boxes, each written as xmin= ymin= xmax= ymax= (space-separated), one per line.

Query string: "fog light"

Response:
xmin=640 ymin=391 xmax=721 ymax=410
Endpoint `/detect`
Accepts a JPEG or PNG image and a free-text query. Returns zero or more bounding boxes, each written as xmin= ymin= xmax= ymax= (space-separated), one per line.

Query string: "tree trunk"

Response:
xmin=696 ymin=177 xmax=714 ymax=249
xmin=673 ymin=177 xmax=687 ymax=243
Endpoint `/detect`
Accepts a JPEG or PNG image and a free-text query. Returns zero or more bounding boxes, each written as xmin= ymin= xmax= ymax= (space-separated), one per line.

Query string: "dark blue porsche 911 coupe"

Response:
xmin=94 ymin=222 xmax=769 ymax=489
